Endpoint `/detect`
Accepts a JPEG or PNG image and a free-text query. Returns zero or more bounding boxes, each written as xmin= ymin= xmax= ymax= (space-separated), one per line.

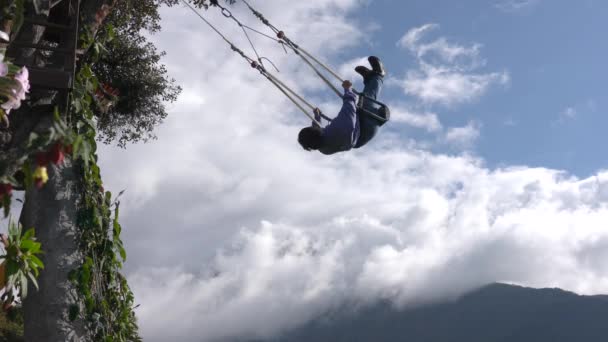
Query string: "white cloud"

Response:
xmin=503 ymin=118 xmax=517 ymax=126
xmin=398 ymin=24 xmax=483 ymax=67
xmin=390 ymin=106 xmax=443 ymax=132
xmin=558 ymin=107 xmax=578 ymax=123
xmin=337 ymin=56 xmax=373 ymax=86
xmin=402 ymin=64 xmax=509 ymax=106
xmin=586 ymin=99 xmax=597 ymax=112
xmin=444 ymin=121 xmax=481 ymax=148
xmin=555 ymin=100 xmax=598 ymax=125
xmin=397 ymin=23 xmax=439 ymax=50
xmin=395 ymin=24 xmax=509 ymax=106
xmin=494 ymin=0 xmax=541 ymax=12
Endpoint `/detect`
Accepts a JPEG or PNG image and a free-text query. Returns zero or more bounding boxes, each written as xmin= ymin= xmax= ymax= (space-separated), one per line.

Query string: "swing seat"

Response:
xmin=356 ymin=93 xmax=390 ymax=126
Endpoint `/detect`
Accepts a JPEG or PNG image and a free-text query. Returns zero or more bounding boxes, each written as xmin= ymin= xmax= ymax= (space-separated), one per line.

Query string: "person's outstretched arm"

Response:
xmin=312 ymin=108 xmax=322 ymax=129
xmin=316 ymin=80 xmax=359 ymax=155
xmin=341 ymin=80 xmax=358 ymax=120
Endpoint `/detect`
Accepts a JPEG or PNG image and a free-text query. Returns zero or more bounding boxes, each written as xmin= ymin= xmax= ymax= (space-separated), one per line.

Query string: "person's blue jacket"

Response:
xmin=319 ymin=89 xmax=359 ymax=155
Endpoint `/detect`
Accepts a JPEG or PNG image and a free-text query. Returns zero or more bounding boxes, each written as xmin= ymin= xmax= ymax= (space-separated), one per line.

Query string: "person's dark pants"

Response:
xmin=354 ymin=73 xmax=384 ymax=148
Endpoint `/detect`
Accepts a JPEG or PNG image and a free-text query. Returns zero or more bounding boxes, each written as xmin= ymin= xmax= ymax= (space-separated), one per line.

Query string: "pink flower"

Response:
xmin=1 ymin=97 xmax=20 ymax=115
xmin=0 ymin=62 xmax=7 ymax=77
xmin=13 ymin=67 xmax=29 ymax=96
xmin=1 ymin=67 xmax=29 ymax=115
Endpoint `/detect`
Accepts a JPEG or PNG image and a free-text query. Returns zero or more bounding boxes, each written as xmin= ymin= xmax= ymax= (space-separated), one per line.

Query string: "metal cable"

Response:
xmin=295 ymin=51 xmax=343 ymax=98
xmin=242 ymin=0 xmax=281 ymax=33
xmin=241 ymin=0 xmax=347 ymax=91
xmin=263 ymin=72 xmax=315 ymax=111
xmin=211 ymin=3 xmax=283 ymax=71
xmin=297 ymin=46 xmax=344 ymax=84
xmin=262 ymin=70 xmax=332 ymax=122
xmin=182 ymin=0 xmax=331 ymax=126
xmin=241 ymin=24 xmax=282 ymax=42
xmin=264 ymin=75 xmax=322 ymax=127
xmin=180 ymin=0 xmax=254 ymax=64
xmin=240 ymin=25 xmax=263 ymax=66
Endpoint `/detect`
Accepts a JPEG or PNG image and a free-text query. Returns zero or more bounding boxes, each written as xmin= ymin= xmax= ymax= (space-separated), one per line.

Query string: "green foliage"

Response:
xmin=66 ymin=22 xmax=141 ymax=341
xmin=163 ymin=0 xmax=236 ymax=9
xmin=71 ymin=192 xmax=139 ymax=341
xmin=90 ymin=0 xmax=234 ymax=147
xmin=0 ymin=221 xmax=43 ymax=304
xmin=0 ymin=306 xmax=23 ymax=341
xmin=92 ymin=29 xmax=180 ymax=147
xmin=90 ymin=0 xmax=181 ymax=147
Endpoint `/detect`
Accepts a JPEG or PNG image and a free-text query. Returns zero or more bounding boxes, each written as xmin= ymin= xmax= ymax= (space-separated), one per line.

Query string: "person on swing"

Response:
xmin=297 ymin=56 xmax=388 ymax=155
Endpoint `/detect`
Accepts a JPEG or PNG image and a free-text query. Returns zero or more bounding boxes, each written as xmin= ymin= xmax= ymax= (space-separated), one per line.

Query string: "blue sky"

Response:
xmin=343 ymin=0 xmax=606 ymax=176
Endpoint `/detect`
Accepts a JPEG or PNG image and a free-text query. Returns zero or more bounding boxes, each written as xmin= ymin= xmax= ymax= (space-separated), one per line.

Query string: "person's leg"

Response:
xmin=355 ymin=73 xmax=384 ymax=148
xmin=361 ymin=72 xmax=383 ymax=102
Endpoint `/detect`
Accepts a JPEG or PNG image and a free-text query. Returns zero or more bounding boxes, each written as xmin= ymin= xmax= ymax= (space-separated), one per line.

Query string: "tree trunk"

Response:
xmin=20 ymin=160 xmax=87 ymax=342
xmin=7 ymin=1 xmax=118 ymax=340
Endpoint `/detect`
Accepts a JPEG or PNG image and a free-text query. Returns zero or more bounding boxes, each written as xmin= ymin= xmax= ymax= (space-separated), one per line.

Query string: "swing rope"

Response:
xmin=180 ymin=0 xmax=254 ymax=64
xmin=241 ymin=0 xmax=347 ymax=97
xmin=180 ymin=0 xmax=329 ymax=126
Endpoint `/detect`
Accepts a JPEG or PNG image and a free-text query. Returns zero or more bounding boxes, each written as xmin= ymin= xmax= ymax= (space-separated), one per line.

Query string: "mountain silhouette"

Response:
xmin=263 ymin=283 xmax=608 ymax=342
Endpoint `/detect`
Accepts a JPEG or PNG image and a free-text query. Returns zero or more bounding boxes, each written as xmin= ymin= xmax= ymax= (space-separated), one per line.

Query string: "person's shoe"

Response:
xmin=368 ymin=56 xmax=386 ymax=77
xmin=355 ymin=66 xmax=372 ymax=80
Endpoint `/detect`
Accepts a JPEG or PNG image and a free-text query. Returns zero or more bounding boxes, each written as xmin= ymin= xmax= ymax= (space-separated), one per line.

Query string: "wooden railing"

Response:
xmin=7 ymin=0 xmax=79 ymax=90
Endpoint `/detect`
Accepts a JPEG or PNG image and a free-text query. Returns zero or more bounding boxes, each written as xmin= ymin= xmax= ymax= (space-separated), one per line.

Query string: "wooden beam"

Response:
xmin=28 ymin=68 xmax=73 ymax=89
xmin=9 ymin=41 xmax=71 ymax=53
xmin=23 ymin=18 xmax=71 ymax=30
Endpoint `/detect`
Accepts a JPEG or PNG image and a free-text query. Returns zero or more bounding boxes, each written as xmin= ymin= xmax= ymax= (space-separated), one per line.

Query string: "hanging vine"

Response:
xmin=64 ymin=15 xmax=140 ymax=341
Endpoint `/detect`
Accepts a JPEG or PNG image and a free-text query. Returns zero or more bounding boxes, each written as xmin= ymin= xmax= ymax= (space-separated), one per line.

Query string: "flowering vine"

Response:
xmin=0 ymin=46 xmax=29 ymax=127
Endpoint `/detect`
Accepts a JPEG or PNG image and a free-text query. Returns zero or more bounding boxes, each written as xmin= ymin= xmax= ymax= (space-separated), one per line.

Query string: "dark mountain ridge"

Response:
xmin=262 ymin=283 xmax=608 ymax=342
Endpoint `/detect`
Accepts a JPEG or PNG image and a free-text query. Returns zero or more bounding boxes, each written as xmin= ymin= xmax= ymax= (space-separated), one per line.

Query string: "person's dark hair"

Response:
xmin=298 ymin=126 xmax=324 ymax=151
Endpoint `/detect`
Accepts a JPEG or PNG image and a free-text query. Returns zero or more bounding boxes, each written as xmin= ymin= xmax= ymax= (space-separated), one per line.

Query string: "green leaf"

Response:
xmin=113 ymin=219 xmax=121 ymax=237
xmin=81 ymin=65 xmax=93 ymax=79
xmin=119 ymin=244 xmax=126 ymax=262
xmin=22 ymin=228 xmax=35 ymax=241
xmin=19 ymin=272 xmax=28 ymax=298
xmin=27 ymin=132 xmax=39 ymax=146
xmin=72 ymin=135 xmax=83 ymax=155
xmin=27 ymin=272 xmax=38 ymax=290
xmin=6 ymin=260 xmax=18 ymax=275
xmin=106 ymin=24 xmax=116 ymax=41
xmin=22 ymin=163 xmax=33 ymax=189
xmin=73 ymin=98 xmax=82 ymax=113
xmin=29 ymin=255 xmax=44 ymax=269
xmin=28 ymin=241 xmax=42 ymax=254
xmin=69 ymin=304 xmax=79 ymax=321
xmin=68 ymin=270 xmax=79 ymax=283
xmin=53 ymin=107 xmax=61 ymax=121
xmin=20 ymin=240 xmax=35 ymax=253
